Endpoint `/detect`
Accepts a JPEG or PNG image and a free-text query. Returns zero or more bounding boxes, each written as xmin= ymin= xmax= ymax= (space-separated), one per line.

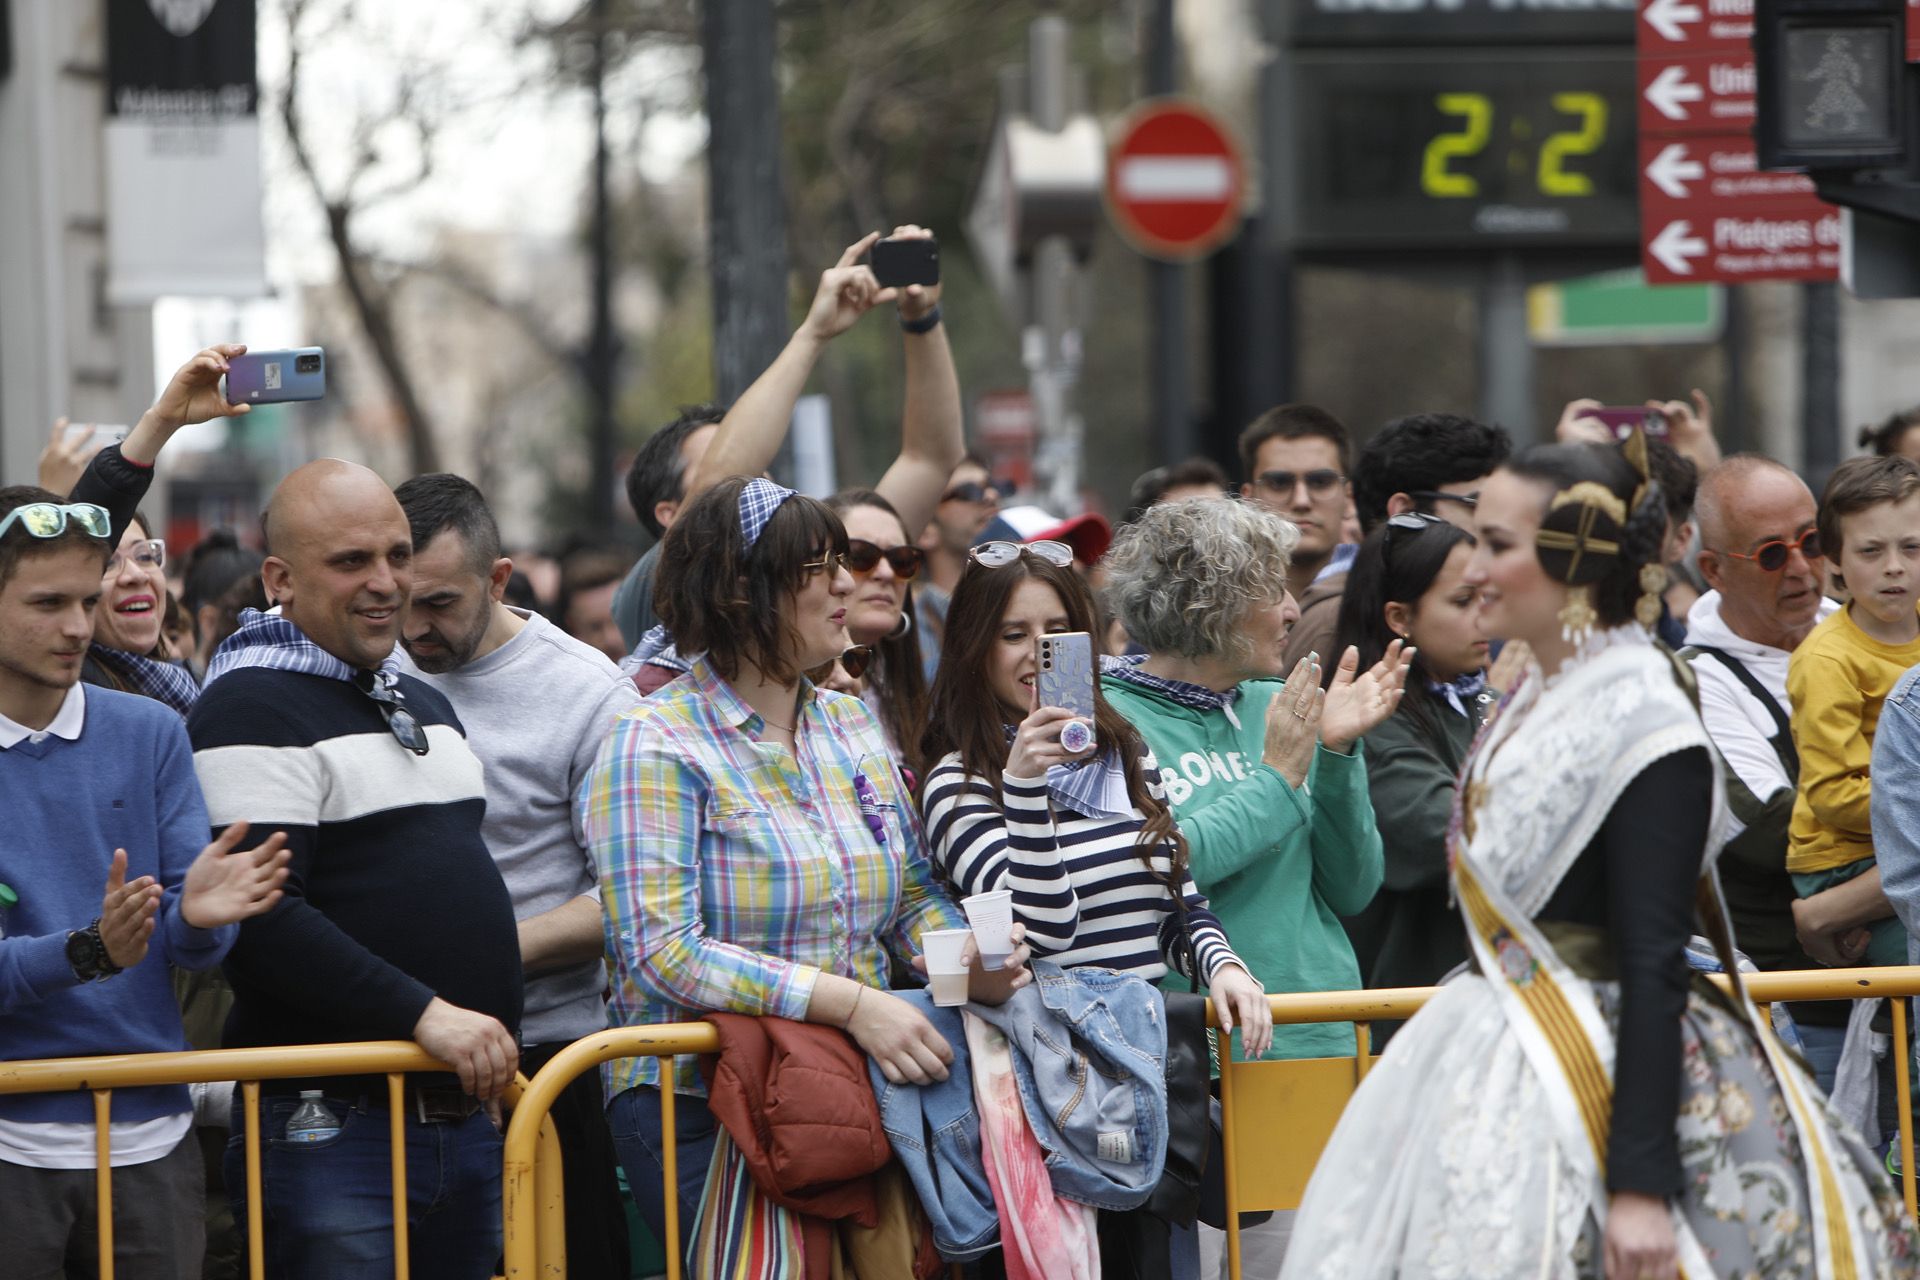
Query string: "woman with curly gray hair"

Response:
xmin=1100 ymin=497 xmax=1413 ymax=1066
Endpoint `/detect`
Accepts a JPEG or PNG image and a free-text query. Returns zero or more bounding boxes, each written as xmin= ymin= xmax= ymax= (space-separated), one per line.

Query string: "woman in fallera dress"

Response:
xmin=1279 ymin=437 xmax=1918 ymax=1280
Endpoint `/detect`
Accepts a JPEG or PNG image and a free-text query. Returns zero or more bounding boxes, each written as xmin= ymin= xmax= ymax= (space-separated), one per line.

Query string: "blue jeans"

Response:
xmin=225 ymin=1092 xmax=502 ymax=1280
xmin=606 ymin=1085 xmax=719 ymax=1252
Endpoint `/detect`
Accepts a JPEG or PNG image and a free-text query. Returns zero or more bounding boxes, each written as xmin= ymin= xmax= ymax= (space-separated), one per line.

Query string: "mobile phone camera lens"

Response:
xmin=296 ymin=355 xmax=321 ymax=373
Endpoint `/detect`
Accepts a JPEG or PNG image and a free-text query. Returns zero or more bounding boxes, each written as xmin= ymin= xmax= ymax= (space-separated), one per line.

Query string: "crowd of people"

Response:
xmin=5 ymin=227 xmax=1920 ymax=1280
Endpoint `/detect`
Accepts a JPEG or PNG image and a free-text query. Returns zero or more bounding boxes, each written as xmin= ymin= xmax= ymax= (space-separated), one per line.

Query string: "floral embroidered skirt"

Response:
xmin=1277 ymin=974 xmax=1918 ymax=1280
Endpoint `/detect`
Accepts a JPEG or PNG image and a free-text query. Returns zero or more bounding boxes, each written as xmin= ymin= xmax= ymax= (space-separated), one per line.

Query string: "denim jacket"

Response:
xmin=964 ymin=961 xmax=1168 ymax=1211
xmin=869 ymin=993 xmax=1000 ymax=1261
xmin=1871 ymin=666 xmax=1920 ymax=962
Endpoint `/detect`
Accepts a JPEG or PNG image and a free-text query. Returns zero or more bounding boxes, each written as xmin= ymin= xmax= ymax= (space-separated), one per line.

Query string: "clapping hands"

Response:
xmin=1319 ymin=641 xmax=1414 ymax=754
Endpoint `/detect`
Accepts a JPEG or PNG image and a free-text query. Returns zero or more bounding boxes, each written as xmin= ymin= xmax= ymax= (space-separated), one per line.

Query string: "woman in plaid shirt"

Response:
xmin=581 ymin=476 xmax=1029 ymax=1242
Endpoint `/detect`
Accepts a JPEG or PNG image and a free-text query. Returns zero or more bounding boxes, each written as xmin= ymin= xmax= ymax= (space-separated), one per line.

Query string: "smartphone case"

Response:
xmin=224 ymin=349 xmax=327 ymax=404
xmin=1037 ymin=632 xmax=1097 ymax=721
xmin=870 ymin=238 xmax=940 ymax=288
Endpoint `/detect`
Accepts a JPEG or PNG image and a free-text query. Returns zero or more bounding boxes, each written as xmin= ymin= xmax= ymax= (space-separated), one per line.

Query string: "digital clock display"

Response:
xmin=1290 ymin=50 xmax=1640 ymax=250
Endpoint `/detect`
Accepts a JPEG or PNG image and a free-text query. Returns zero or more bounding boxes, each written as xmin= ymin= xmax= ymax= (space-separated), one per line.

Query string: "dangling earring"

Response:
xmin=889 ymin=610 xmax=912 ymax=640
xmin=1559 ymin=585 xmax=1597 ymax=648
xmin=1636 ymin=563 xmax=1668 ymax=629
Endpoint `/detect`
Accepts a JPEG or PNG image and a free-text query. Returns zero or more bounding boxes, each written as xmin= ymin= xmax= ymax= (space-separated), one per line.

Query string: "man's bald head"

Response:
xmin=259 ymin=460 xmax=414 ymax=669
xmin=1695 ymin=454 xmax=1810 ymax=551
xmin=262 ymin=460 xmax=401 ymax=561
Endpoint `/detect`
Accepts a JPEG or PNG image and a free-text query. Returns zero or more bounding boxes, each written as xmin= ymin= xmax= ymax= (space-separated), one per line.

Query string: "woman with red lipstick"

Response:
xmin=1331 ymin=513 xmax=1493 ymax=1015
xmin=83 ymin=512 xmax=199 ymax=717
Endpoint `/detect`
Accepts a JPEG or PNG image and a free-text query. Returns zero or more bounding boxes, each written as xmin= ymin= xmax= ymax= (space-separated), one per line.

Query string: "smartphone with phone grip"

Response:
xmin=1586 ymin=406 xmax=1670 ymax=441
xmin=222 ymin=348 xmax=327 ymax=405
xmin=1037 ymin=631 xmax=1097 ymax=752
xmin=868 ymin=236 xmax=940 ymax=289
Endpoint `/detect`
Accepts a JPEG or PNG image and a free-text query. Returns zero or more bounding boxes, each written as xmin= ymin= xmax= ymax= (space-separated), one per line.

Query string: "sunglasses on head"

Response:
xmin=970 ymin=539 xmax=1073 ymax=569
xmin=105 ymin=539 xmax=166 ymax=576
xmin=353 ymin=670 xmax=430 ymax=756
xmin=845 ymin=539 xmax=925 ymax=581
xmin=0 ymin=501 xmax=111 ymax=542
xmin=942 ymin=481 xmax=1000 ymax=505
xmin=1383 ymin=511 xmax=1445 ymax=552
xmin=1255 ymin=468 xmax=1344 ymax=496
xmin=1408 ymin=489 xmax=1477 ymax=510
xmin=1715 ymin=528 xmax=1823 ymax=572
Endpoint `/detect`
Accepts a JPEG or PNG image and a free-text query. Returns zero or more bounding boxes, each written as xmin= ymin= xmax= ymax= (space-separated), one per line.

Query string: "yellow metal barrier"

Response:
xmin=502 ymin=967 xmax=1920 ymax=1280
xmin=0 ymin=1042 xmax=566 ymax=1280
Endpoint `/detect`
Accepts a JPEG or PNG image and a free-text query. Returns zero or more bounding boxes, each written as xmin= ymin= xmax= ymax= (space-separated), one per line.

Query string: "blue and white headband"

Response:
xmin=738 ymin=478 xmax=797 ymax=549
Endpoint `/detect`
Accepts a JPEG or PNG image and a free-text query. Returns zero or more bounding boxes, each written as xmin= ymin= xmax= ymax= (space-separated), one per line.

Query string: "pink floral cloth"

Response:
xmin=963 ymin=1012 xmax=1098 ymax=1280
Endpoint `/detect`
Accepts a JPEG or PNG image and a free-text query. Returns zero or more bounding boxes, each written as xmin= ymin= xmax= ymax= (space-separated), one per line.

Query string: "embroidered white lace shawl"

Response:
xmin=1457 ymin=627 xmax=1728 ymax=918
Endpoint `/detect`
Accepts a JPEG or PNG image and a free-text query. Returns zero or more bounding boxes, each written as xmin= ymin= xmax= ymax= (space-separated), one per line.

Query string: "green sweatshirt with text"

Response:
xmin=1102 ymin=676 xmax=1384 ymax=1061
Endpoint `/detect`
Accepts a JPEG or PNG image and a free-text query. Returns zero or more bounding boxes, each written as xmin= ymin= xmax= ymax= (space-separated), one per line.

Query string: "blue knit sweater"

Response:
xmin=0 ymin=687 xmax=234 ymax=1124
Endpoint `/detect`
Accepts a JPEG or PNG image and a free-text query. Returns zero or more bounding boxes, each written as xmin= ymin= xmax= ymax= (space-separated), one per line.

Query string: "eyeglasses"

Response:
xmin=353 ymin=670 xmax=430 ymax=756
xmin=845 ymin=539 xmax=925 ymax=581
xmin=839 ymin=645 xmax=874 ymax=679
xmin=799 ymin=549 xmax=846 ymax=579
xmin=1408 ymin=489 xmax=1478 ymax=510
xmin=942 ymin=481 xmax=1000 ymax=505
xmin=1255 ymin=469 xmax=1345 ymax=497
xmin=104 ymin=539 xmax=166 ymax=576
xmin=1384 ymin=512 xmax=1445 ymax=553
xmin=0 ymin=502 xmax=111 ymax=542
xmin=1713 ymin=528 xmax=1823 ymax=572
xmin=970 ymin=539 xmax=1073 ymax=569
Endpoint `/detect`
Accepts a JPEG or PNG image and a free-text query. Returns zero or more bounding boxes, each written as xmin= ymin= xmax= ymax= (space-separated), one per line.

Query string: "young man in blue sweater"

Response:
xmin=0 ymin=485 xmax=289 ymax=1279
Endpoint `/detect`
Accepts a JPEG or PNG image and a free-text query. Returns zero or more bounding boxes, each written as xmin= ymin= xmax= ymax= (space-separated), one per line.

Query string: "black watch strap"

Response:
xmin=67 ymin=919 xmax=120 ymax=982
xmin=900 ymin=303 xmax=942 ymax=335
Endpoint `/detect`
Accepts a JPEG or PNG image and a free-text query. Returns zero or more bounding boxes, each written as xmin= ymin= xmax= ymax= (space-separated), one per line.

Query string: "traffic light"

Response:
xmin=1755 ymin=0 xmax=1912 ymax=170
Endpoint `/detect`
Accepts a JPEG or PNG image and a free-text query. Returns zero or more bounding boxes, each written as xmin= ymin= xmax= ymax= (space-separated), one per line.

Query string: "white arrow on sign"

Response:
xmin=1645 ymin=143 xmax=1706 ymax=199
xmin=1643 ymin=0 xmax=1703 ymax=42
xmin=1644 ymin=65 xmax=1705 ymax=121
xmin=1650 ymin=221 xmax=1708 ymax=275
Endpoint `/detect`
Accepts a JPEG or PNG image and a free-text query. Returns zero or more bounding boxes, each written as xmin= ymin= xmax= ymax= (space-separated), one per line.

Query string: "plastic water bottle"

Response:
xmin=284 ymin=1091 xmax=341 ymax=1143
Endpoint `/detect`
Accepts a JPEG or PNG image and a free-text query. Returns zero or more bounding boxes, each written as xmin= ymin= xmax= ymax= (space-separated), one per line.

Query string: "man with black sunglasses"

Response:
xmin=1238 ymin=403 xmax=1356 ymax=678
xmin=1681 ymin=455 xmax=1848 ymax=1087
xmin=1350 ymin=411 xmax=1512 ymax=535
xmin=187 ymin=461 xmax=523 ymax=1280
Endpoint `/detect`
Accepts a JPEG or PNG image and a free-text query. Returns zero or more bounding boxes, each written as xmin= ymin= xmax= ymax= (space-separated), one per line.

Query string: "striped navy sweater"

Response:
xmin=186 ymin=667 xmax=523 ymax=1063
xmin=921 ymin=751 xmax=1239 ymax=985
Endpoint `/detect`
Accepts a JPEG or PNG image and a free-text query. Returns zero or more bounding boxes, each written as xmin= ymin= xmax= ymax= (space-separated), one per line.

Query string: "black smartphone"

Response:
xmin=869 ymin=237 xmax=939 ymax=289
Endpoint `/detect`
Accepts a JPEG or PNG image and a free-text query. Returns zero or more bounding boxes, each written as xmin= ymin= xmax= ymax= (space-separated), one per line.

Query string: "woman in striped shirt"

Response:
xmin=919 ymin=541 xmax=1271 ymax=1055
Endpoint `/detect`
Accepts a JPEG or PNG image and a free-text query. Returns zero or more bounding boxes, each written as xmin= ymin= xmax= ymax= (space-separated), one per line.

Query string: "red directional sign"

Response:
xmin=1638 ymin=136 xmax=1816 ymax=204
xmin=1635 ymin=52 xmax=1755 ymax=134
xmin=1637 ymin=0 xmax=1754 ymax=55
xmin=1640 ymin=197 xmax=1842 ymax=284
xmin=1636 ymin=0 xmax=1838 ymax=285
xmin=1105 ymin=99 xmax=1244 ymax=262
xmin=1911 ymin=0 xmax=1920 ymax=62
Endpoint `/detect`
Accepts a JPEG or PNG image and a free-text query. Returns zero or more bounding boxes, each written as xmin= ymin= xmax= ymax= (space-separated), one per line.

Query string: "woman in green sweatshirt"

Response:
xmin=1100 ymin=497 xmax=1412 ymax=1063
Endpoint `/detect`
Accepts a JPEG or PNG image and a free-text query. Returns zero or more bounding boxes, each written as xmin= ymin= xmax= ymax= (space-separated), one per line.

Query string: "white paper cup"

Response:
xmin=928 ymin=970 xmax=971 ymax=1007
xmin=962 ymin=890 xmax=1015 ymax=971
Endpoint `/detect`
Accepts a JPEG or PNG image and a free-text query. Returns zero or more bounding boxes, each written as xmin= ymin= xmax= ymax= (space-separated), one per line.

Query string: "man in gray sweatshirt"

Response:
xmin=394 ymin=474 xmax=640 ymax=1280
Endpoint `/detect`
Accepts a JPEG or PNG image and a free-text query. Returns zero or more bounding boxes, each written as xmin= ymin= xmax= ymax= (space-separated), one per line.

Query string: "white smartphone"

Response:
xmin=1037 ymin=631 xmax=1097 ymax=752
xmin=62 ymin=423 xmax=130 ymax=452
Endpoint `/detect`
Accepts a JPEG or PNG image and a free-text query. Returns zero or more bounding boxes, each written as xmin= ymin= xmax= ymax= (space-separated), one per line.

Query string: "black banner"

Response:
xmin=106 ymin=0 xmax=255 ymax=119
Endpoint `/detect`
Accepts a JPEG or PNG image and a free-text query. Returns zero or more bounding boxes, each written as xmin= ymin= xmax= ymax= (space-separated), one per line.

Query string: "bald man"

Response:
xmin=186 ymin=461 xmax=523 ymax=1280
xmin=1682 ymin=454 xmax=1851 ymax=1085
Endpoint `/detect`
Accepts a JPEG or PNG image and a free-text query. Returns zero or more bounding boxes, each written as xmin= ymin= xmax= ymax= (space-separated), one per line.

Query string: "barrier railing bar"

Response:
xmin=661 ymin=1076 xmax=682 ymax=1280
xmin=1216 ymin=1027 xmax=1243 ymax=1280
xmin=242 ymin=1080 xmax=263 ymax=1280
xmin=387 ymin=1073 xmax=410 ymax=1280
xmin=1897 ymin=998 xmax=1917 ymax=1222
xmin=93 ymin=1089 xmax=114 ymax=1280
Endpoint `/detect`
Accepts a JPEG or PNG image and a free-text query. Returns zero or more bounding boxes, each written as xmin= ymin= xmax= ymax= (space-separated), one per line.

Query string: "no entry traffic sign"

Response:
xmin=1105 ymin=99 xmax=1245 ymax=262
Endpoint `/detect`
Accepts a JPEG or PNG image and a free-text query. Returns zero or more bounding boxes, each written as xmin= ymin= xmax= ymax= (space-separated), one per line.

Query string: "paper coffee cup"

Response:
xmin=928 ymin=970 xmax=971 ymax=1007
xmin=962 ymin=890 xmax=1015 ymax=971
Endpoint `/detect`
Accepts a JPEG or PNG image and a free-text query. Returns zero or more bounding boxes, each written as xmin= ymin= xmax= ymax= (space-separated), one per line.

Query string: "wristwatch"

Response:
xmin=66 ymin=919 xmax=119 ymax=983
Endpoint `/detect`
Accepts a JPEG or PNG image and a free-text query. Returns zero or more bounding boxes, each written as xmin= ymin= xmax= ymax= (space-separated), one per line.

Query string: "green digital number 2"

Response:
xmin=1538 ymin=92 xmax=1607 ymax=197
xmin=1421 ymin=93 xmax=1492 ymax=198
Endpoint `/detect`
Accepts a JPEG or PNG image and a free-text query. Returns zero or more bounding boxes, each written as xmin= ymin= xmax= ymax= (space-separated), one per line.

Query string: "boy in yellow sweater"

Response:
xmin=1788 ymin=454 xmax=1920 ymax=966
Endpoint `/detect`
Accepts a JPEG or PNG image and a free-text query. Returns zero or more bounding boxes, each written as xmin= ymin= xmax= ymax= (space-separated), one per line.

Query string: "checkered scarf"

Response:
xmin=1099 ymin=653 xmax=1240 ymax=711
xmin=739 ymin=478 xmax=796 ymax=549
xmin=88 ymin=644 xmax=199 ymax=719
xmin=204 ymin=608 xmax=401 ymax=688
